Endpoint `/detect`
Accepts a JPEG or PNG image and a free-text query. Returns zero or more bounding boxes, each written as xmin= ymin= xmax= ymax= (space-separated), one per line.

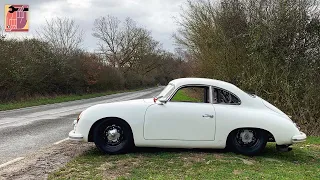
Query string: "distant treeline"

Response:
xmin=175 ymin=0 xmax=320 ymax=135
xmin=0 ymin=17 xmax=191 ymax=103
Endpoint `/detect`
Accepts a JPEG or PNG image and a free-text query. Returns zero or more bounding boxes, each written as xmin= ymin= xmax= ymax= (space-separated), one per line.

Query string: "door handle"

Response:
xmin=202 ymin=114 xmax=214 ymax=118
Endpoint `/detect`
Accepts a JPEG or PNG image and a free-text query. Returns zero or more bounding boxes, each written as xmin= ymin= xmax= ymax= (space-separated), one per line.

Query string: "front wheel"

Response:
xmin=228 ymin=128 xmax=267 ymax=156
xmin=93 ymin=119 xmax=133 ymax=154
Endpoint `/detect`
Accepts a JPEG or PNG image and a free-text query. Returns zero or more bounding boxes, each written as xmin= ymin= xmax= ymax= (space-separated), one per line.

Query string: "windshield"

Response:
xmin=157 ymin=84 xmax=175 ymax=99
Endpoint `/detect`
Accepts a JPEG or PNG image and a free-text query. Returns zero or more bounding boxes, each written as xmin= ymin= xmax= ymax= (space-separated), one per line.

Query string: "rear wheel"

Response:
xmin=228 ymin=128 xmax=267 ymax=156
xmin=93 ymin=119 xmax=133 ymax=154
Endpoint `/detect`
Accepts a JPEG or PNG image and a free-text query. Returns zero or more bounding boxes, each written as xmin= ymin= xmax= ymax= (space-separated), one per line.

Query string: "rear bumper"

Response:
xmin=68 ymin=120 xmax=83 ymax=141
xmin=292 ymin=132 xmax=307 ymax=143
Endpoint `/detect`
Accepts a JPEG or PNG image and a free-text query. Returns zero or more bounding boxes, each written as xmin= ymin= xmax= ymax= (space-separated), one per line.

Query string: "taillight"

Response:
xmin=153 ymin=97 xmax=158 ymax=103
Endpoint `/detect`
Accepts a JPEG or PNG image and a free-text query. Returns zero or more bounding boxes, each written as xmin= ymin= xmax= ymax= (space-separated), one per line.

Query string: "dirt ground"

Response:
xmin=0 ymin=140 xmax=94 ymax=180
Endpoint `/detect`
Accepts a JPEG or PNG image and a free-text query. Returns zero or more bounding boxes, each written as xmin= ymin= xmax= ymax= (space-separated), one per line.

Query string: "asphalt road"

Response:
xmin=0 ymin=87 xmax=163 ymax=165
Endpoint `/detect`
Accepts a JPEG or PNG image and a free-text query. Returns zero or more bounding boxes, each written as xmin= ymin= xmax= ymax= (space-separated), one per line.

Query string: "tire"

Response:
xmin=228 ymin=128 xmax=267 ymax=156
xmin=93 ymin=119 xmax=133 ymax=154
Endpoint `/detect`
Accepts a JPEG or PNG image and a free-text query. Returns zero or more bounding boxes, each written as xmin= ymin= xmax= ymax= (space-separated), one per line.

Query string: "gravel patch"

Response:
xmin=0 ymin=140 xmax=94 ymax=180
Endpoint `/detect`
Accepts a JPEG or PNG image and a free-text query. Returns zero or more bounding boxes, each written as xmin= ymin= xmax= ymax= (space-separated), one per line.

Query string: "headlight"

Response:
xmin=77 ymin=112 xmax=82 ymax=122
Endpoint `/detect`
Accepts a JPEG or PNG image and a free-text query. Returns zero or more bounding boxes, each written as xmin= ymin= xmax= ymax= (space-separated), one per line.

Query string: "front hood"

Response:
xmin=114 ymin=98 xmax=154 ymax=104
xmin=110 ymin=98 xmax=155 ymax=105
xmin=143 ymin=98 xmax=154 ymax=103
xmin=78 ymin=98 xmax=155 ymax=128
xmin=93 ymin=98 xmax=153 ymax=108
xmin=81 ymin=98 xmax=154 ymax=119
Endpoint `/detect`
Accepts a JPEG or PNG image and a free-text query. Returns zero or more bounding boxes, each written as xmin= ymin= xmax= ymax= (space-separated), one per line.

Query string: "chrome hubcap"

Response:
xmin=236 ymin=129 xmax=258 ymax=147
xmin=106 ymin=128 xmax=121 ymax=142
xmin=104 ymin=124 xmax=123 ymax=146
xmin=239 ymin=130 xmax=254 ymax=143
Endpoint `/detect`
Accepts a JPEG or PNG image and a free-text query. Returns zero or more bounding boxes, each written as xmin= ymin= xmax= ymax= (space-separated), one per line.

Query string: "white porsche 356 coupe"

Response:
xmin=69 ymin=78 xmax=306 ymax=155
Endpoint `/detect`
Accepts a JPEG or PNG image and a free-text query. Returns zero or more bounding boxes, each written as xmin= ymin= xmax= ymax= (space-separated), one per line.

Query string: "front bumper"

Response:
xmin=292 ymin=131 xmax=307 ymax=143
xmin=69 ymin=130 xmax=83 ymax=141
xmin=68 ymin=120 xmax=83 ymax=141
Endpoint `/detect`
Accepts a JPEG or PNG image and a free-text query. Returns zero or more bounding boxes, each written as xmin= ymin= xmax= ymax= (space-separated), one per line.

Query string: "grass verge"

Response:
xmin=0 ymin=87 xmax=148 ymax=111
xmin=49 ymin=137 xmax=320 ymax=180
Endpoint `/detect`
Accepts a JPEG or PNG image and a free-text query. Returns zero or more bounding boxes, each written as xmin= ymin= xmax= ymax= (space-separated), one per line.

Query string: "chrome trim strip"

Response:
xmin=209 ymin=86 xmax=213 ymax=104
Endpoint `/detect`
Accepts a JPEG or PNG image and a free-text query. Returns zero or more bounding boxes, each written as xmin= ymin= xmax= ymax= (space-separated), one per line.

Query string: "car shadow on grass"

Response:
xmin=260 ymin=143 xmax=319 ymax=164
xmin=132 ymin=146 xmax=226 ymax=154
xmin=84 ymin=142 xmax=319 ymax=166
xmin=132 ymin=143 xmax=316 ymax=159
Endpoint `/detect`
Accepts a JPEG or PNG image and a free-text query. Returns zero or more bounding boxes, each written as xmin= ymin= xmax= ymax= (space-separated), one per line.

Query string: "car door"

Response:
xmin=144 ymin=85 xmax=216 ymax=141
xmin=211 ymin=86 xmax=242 ymax=135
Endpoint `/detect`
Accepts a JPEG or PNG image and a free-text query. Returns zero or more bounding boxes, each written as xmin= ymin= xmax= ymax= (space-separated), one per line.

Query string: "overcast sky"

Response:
xmin=0 ymin=0 xmax=186 ymax=52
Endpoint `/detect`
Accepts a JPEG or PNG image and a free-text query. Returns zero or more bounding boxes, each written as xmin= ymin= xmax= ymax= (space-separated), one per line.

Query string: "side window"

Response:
xmin=170 ymin=86 xmax=210 ymax=103
xmin=212 ymin=88 xmax=240 ymax=105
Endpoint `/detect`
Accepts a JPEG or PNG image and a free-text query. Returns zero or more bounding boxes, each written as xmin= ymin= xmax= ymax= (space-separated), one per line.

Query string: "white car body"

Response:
xmin=69 ymin=78 xmax=306 ymax=149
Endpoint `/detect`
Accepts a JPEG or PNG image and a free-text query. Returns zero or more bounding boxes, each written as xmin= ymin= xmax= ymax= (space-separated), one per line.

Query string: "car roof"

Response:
xmin=168 ymin=77 xmax=257 ymax=106
xmin=169 ymin=78 xmax=237 ymax=89
xmin=168 ymin=78 xmax=263 ymax=107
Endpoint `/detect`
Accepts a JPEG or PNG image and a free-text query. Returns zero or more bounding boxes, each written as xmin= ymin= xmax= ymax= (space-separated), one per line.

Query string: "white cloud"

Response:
xmin=67 ymin=0 xmax=92 ymax=8
xmin=0 ymin=0 xmax=187 ymax=52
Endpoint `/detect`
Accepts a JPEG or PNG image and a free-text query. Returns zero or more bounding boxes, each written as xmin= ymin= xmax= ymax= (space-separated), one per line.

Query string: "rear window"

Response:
xmin=213 ymin=88 xmax=241 ymax=104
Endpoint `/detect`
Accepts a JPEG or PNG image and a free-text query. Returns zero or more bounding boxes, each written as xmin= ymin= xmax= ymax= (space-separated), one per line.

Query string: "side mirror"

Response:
xmin=156 ymin=97 xmax=167 ymax=105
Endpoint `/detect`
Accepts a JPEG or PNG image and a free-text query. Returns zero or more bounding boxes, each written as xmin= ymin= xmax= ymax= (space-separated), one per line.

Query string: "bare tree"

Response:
xmin=37 ymin=17 xmax=84 ymax=55
xmin=92 ymin=15 xmax=122 ymax=67
xmin=92 ymin=16 xmax=154 ymax=72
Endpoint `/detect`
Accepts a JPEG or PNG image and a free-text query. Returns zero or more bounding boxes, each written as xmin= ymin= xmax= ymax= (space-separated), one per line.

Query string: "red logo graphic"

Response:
xmin=5 ymin=5 xmax=29 ymax=32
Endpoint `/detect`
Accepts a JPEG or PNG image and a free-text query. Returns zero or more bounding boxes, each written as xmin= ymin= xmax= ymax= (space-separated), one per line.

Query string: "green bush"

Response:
xmin=175 ymin=0 xmax=320 ymax=135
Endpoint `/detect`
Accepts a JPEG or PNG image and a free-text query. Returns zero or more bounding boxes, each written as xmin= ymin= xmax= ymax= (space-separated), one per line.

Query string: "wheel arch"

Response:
xmin=87 ymin=117 xmax=134 ymax=144
xmin=226 ymin=127 xmax=275 ymax=146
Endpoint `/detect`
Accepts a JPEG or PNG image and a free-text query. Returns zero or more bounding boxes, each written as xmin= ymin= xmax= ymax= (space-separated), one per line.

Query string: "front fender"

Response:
xmin=75 ymin=100 xmax=152 ymax=143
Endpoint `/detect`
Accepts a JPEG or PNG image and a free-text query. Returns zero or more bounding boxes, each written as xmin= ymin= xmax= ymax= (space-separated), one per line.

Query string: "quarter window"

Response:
xmin=170 ymin=86 xmax=210 ymax=103
xmin=212 ymin=88 xmax=240 ymax=104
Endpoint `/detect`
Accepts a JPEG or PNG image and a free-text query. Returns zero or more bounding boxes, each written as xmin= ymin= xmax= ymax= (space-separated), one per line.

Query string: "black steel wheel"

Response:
xmin=93 ymin=119 xmax=133 ymax=154
xmin=228 ymin=128 xmax=267 ymax=156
